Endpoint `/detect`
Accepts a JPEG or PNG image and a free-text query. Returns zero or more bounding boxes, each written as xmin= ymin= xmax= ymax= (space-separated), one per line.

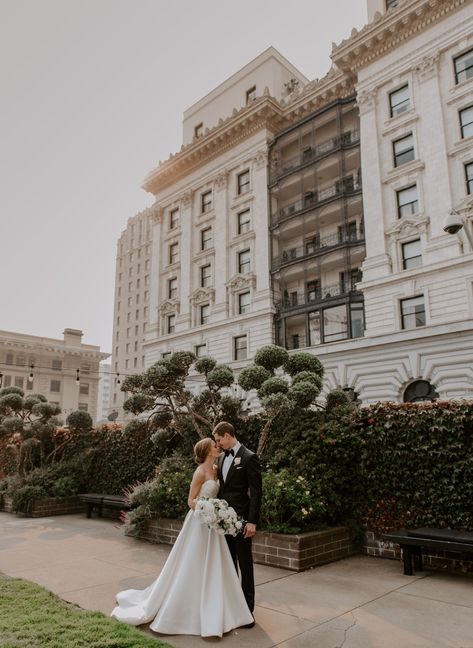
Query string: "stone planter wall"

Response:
xmin=129 ymin=516 xmax=354 ymax=572
xmin=362 ymin=530 xmax=473 ymax=575
xmin=0 ymin=495 xmax=86 ymax=517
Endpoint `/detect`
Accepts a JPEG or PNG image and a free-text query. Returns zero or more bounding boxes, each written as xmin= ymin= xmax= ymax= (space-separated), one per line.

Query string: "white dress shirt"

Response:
xmin=222 ymin=441 xmax=241 ymax=482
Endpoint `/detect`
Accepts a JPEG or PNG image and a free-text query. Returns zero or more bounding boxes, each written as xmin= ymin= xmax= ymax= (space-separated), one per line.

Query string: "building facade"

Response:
xmin=109 ymin=207 xmax=155 ymax=415
xmin=0 ymin=328 xmax=108 ymax=420
xmin=112 ymin=0 xmax=473 ymax=406
xmin=96 ymin=362 xmax=111 ymax=422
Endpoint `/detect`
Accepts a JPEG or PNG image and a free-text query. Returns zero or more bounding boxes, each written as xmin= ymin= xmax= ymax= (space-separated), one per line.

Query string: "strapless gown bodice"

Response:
xmin=197 ymin=479 xmax=219 ymax=499
xmin=112 ymin=477 xmax=252 ymax=637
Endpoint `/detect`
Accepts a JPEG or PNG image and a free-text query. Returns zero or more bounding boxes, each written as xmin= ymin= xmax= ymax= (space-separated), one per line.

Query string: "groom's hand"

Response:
xmin=244 ymin=522 xmax=256 ymax=539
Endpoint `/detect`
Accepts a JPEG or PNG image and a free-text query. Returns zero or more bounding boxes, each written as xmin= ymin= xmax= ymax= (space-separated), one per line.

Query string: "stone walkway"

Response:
xmin=1 ymin=512 xmax=472 ymax=647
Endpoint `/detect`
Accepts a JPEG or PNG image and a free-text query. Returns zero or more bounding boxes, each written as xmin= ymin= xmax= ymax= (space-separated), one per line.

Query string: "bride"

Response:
xmin=111 ymin=438 xmax=254 ymax=637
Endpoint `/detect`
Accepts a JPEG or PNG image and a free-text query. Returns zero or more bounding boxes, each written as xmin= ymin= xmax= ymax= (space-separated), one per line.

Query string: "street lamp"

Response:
xmin=443 ymin=209 xmax=473 ymax=248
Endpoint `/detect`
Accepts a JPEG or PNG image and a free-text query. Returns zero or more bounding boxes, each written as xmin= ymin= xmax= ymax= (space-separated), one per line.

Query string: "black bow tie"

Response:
xmin=224 ymin=449 xmax=234 ymax=457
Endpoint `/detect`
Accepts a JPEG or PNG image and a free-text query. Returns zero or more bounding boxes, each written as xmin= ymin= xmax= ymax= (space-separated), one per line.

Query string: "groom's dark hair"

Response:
xmin=213 ymin=421 xmax=235 ymax=437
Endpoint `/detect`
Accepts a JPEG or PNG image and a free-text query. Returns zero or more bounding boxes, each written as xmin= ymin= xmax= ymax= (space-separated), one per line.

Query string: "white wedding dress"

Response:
xmin=111 ymin=479 xmax=253 ymax=637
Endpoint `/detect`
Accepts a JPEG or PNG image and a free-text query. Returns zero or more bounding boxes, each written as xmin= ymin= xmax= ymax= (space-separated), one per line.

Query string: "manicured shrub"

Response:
xmin=254 ymin=345 xmax=289 ymax=371
xmin=258 ymin=377 xmax=289 ymax=398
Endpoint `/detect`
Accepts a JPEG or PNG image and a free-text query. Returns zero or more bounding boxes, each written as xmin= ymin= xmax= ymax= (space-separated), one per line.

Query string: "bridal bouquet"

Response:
xmin=194 ymin=498 xmax=244 ymax=537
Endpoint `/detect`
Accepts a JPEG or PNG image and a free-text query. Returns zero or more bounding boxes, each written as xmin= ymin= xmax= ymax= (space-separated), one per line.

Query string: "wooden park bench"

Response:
xmin=383 ymin=527 xmax=473 ymax=575
xmin=79 ymin=493 xmax=130 ymax=519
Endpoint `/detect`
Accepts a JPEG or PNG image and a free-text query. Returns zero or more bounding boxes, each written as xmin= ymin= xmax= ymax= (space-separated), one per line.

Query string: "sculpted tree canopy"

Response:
xmin=238 ymin=346 xmax=325 ymax=457
xmin=121 ymin=352 xmax=242 ymax=440
xmin=0 ymin=387 xmax=61 ymax=476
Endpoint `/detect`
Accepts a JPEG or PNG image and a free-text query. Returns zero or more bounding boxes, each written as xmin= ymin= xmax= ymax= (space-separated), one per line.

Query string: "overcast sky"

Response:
xmin=0 ymin=0 xmax=367 ymax=354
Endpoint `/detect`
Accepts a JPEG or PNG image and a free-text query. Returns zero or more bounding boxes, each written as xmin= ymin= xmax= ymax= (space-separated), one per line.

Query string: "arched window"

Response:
xmin=403 ymin=380 xmax=438 ymax=403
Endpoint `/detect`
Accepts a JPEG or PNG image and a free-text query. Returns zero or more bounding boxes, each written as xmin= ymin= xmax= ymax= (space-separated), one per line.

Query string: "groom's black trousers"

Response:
xmin=225 ymin=534 xmax=255 ymax=612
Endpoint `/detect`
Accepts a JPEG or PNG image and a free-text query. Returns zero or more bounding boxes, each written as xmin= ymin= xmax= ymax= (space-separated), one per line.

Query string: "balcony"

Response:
xmin=271 ymin=172 xmax=362 ymax=227
xmin=273 ymin=230 xmax=365 ymax=271
xmin=277 ymin=282 xmax=361 ymax=313
xmin=270 ymin=130 xmax=360 ymax=183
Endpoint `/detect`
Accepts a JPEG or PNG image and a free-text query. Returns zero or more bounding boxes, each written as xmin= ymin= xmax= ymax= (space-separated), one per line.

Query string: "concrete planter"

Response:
xmin=128 ymin=516 xmax=355 ymax=572
xmin=362 ymin=529 xmax=473 ymax=575
xmin=0 ymin=495 xmax=86 ymax=517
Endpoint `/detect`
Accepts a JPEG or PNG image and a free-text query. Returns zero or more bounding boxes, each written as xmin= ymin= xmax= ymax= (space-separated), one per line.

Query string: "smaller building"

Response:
xmin=0 ymin=328 xmax=109 ymax=421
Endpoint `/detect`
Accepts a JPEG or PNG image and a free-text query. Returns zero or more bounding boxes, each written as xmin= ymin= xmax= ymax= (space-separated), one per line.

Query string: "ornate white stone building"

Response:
xmin=0 ymin=328 xmax=108 ymax=420
xmin=112 ymin=0 xmax=473 ymax=406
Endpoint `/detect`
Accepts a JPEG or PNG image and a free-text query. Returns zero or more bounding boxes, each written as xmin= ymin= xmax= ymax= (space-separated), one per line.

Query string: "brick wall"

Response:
xmin=131 ymin=517 xmax=354 ymax=572
xmin=0 ymin=495 xmax=86 ymax=517
xmin=362 ymin=530 xmax=473 ymax=575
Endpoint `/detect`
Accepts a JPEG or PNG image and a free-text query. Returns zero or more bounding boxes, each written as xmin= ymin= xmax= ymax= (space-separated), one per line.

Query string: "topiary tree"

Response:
xmin=121 ymin=352 xmax=242 ymax=441
xmin=237 ymin=345 xmax=325 ymax=457
xmin=0 ymin=387 xmax=62 ymax=476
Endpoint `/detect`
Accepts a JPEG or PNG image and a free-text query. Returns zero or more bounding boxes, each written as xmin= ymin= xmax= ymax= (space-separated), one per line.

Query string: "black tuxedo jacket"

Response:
xmin=218 ymin=444 xmax=262 ymax=525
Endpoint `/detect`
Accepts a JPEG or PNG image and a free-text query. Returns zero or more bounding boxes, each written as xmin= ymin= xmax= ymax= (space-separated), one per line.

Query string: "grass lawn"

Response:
xmin=0 ymin=573 xmax=172 ymax=648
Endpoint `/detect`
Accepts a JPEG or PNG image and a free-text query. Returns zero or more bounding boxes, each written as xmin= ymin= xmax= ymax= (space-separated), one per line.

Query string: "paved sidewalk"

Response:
xmin=1 ymin=513 xmax=472 ymax=648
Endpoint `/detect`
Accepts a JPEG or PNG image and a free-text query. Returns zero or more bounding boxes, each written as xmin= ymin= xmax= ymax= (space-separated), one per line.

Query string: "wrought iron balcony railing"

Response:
xmin=270 ymin=130 xmax=360 ymax=182
xmin=271 ymin=172 xmax=362 ymax=226
xmin=273 ymin=231 xmax=364 ymax=270
xmin=277 ymin=282 xmax=361 ymax=312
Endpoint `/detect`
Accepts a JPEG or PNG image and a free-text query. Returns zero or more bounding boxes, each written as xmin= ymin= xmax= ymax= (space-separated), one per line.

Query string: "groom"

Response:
xmin=213 ymin=421 xmax=262 ymax=621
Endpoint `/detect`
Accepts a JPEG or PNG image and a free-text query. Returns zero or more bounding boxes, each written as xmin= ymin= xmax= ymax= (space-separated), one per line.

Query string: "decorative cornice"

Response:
xmin=190 ymin=287 xmax=215 ymax=303
xmin=225 ymin=273 xmax=256 ymax=291
xmin=180 ymin=191 xmax=193 ymax=209
xmin=149 ymin=204 xmax=163 ymax=224
xmin=331 ymin=0 xmax=470 ymax=74
xmin=413 ymin=51 xmax=440 ymax=82
xmin=386 ymin=215 xmax=430 ymax=239
xmin=253 ymin=148 xmax=268 ymax=169
xmin=158 ymin=299 xmax=180 ymax=315
xmin=214 ymin=170 xmax=229 ymax=191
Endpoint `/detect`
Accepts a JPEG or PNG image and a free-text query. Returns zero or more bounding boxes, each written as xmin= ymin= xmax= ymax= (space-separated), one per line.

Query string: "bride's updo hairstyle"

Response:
xmin=194 ymin=438 xmax=214 ymax=464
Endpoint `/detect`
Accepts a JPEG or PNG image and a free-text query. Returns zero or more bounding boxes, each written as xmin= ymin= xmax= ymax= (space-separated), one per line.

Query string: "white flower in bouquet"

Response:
xmin=194 ymin=497 xmax=244 ymax=537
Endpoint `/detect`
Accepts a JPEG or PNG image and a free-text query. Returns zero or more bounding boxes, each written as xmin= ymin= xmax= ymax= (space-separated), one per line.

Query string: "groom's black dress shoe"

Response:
xmin=242 ymin=615 xmax=255 ymax=628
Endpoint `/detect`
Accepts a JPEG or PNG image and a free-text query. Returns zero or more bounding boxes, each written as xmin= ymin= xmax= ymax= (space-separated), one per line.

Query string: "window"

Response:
xmin=50 ymin=380 xmax=61 ymax=393
xmin=169 ymin=208 xmax=179 ymax=230
xmin=237 ymin=209 xmax=250 ymax=235
xmin=386 ymin=0 xmax=399 ymax=7
xmin=401 ymin=295 xmax=425 ymax=329
xmin=402 ymin=239 xmax=422 ymax=270
xmin=78 ymin=403 xmax=89 ymax=412
xmin=167 ymin=315 xmax=175 ymax=334
xmin=201 ymin=227 xmax=212 ymax=250
xmin=15 ymin=376 xmax=24 ymax=388
xmin=307 ymin=280 xmax=320 ymax=302
xmin=393 ymin=133 xmax=414 ymax=167
xmin=237 ymin=170 xmax=250 ymax=195
xmin=3 ymin=376 xmax=11 ymax=387
xmin=135 ymin=324 xmax=139 ymax=335
xmin=134 ymin=341 xmax=138 ymax=352
xmin=309 ymin=311 xmax=321 ymax=346
xmin=195 ymin=344 xmax=206 ymax=358
xmin=194 ymin=122 xmax=203 ymax=138
xmin=17 ymin=356 xmax=25 ymax=366
xmin=136 ymin=279 xmax=140 ymax=289
xmin=126 ymin=343 xmax=130 ymax=353
xmin=403 ymin=380 xmax=438 ymax=402
xmin=200 ymin=304 xmax=210 ymax=325
xmin=201 ymin=190 xmax=212 ymax=214
xmin=454 ymin=48 xmax=473 ymax=85
xmin=168 ymin=277 xmax=177 ymax=299
xmin=238 ymin=249 xmax=250 ymax=274
xmin=5 ymin=354 xmax=13 ymax=365
xmin=134 ymin=357 xmax=138 ymax=368
xmin=323 ymin=305 xmax=348 ymax=342
xmin=350 ymin=303 xmax=365 ymax=338
xmin=200 ymin=264 xmax=212 ymax=287
xmin=389 ymin=84 xmax=410 ymax=117
xmin=79 ymin=383 xmax=89 ymax=395
xmin=234 ymin=335 xmax=247 ymax=360
xmin=169 ymin=242 xmax=179 ymax=264
xmin=127 ymin=312 xmax=131 ymax=322
xmin=136 ymin=294 xmax=139 ymax=304
xmin=397 ymin=185 xmax=418 ymax=218
xmin=460 ymin=106 xmax=473 ymax=139
xmin=338 ymin=221 xmax=357 ymax=243
xmin=135 ymin=309 xmax=139 ymax=320
xmin=52 ymin=359 xmax=62 ymax=370
xmin=238 ymin=291 xmax=250 ymax=314
xmin=162 ymin=351 xmax=172 ymax=359
xmin=144 ymin=306 xmax=148 ymax=318
xmin=128 ymin=297 xmax=132 ymax=307
xmin=465 ymin=162 xmax=473 ymax=195
xmin=246 ymin=86 xmax=256 ymax=103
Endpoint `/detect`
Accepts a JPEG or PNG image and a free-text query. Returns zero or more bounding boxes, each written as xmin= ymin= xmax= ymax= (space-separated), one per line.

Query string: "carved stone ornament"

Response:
xmin=190 ymin=287 xmax=215 ymax=304
xmin=356 ymin=87 xmax=377 ymax=114
xmin=386 ymin=216 xmax=429 ymax=241
xmin=414 ymin=52 xmax=440 ymax=82
xmin=158 ymin=299 xmax=180 ymax=315
xmin=253 ymin=148 xmax=268 ymax=170
xmin=452 ymin=196 xmax=473 ymax=215
xmin=226 ymin=273 xmax=256 ymax=292
xmin=180 ymin=191 xmax=193 ymax=209
xmin=149 ymin=204 xmax=163 ymax=224
xmin=214 ymin=170 xmax=228 ymax=191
